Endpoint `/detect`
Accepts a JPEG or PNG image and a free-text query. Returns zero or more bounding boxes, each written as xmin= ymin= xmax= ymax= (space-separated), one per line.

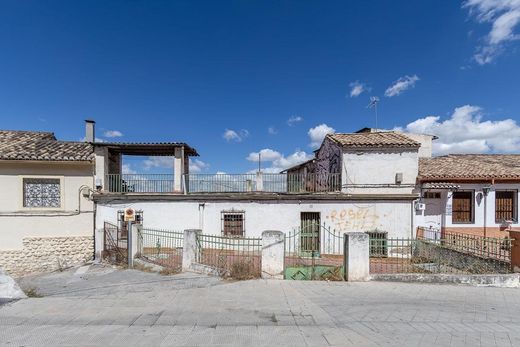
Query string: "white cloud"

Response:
xmin=464 ymin=0 xmax=520 ymax=64
xmin=143 ymin=156 xmax=173 ymax=170
xmin=287 ymin=116 xmax=303 ymax=126
xmin=348 ymin=81 xmax=366 ymax=98
xmin=103 ymin=130 xmax=123 ymax=138
xmin=400 ymin=104 xmax=520 ymax=155
xmin=122 ymin=164 xmax=136 ymax=174
xmin=384 ymin=75 xmax=420 ymax=97
xmin=189 ymin=159 xmax=210 ymax=173
xmin=223 ymin=129 xmax=249 ymax=142
xmin=268 ymin=126 xmax=278 ymax=135
xmin=308 ymin=124 xmax=336 ymax=149
xmin=246 ymin=148 xmax=313 ymax=173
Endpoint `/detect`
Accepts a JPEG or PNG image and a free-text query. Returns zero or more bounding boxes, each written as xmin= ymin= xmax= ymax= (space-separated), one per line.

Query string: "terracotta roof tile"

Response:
xmin=327 ymin=132 xmax=420 ymax=148
xmin=419 ymin=154 xmax=520 ymax=181
xmin=0 ymin=130 xmax=93 ymax=162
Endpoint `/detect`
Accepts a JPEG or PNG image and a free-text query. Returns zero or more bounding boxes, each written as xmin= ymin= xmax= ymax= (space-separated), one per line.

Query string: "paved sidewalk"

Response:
xmin=1 ymin=266 xmax=520 ymax=346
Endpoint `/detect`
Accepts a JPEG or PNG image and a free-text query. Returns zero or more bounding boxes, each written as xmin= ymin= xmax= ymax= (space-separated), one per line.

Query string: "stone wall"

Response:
xmin=0 ymin=236 xmax=94 ymax=277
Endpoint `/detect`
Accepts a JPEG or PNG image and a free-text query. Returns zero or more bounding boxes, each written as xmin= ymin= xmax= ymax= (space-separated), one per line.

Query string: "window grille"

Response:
xmin=452 ymin=191 xmax=474 ymax=223
xmin=23 ymin=178 xmax=61 ymax=208
xmin=366 ymin=231 xmax=388 ymax=257
xmin=221 ymin=211 xmax=245 ymax=236
xmin=495 ymin=191 xmax=517 ymax=223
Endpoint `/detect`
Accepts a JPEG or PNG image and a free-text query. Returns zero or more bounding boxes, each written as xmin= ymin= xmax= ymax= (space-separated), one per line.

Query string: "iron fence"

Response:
xmin=369 ymin=237 xmax=512 ymax=275
xmin=416 ymin=228 xmax=511 ymax=262
xmin=186 ymin=172 xmax=342 ymax=193
xmin=103 ymin=221 xmax=127 ymax=264
xmin=186 ymin=174 xmax=257 ymax=193
xmin=137 ymin=227 xmax=184 ymax=271
xmin=106 ymin=174 xmax=175 ymax=193
xmin=196 ymin=234 xmax=262 ymax=279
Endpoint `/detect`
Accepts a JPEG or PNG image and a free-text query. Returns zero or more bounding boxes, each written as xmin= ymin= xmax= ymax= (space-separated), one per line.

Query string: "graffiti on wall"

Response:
xmin=325 ymin=206 xmax=381 ymax=232
xmin=315 ymin=137 xmax=341 ymax=175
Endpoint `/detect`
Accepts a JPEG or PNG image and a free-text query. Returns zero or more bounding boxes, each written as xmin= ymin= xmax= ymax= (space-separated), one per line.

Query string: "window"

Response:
xmin=300 ymin=212 xmax=320 ymax=252
xmin=23 ymin=178 xmax=61 ymax=208
xmin=452 ymin=191 xmax=473 ymax=224
xmin=495 ymin=191 xmax=517 ymax=223
xmin=423 ymin=192 xmax=441 ymax=199
xmin=222 ymin=211 xmax=245 ymax=236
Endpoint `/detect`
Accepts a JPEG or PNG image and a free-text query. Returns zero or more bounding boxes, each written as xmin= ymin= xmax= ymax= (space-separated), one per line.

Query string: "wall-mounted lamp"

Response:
xmin=482 ymin=185 xmax=492 ymax=196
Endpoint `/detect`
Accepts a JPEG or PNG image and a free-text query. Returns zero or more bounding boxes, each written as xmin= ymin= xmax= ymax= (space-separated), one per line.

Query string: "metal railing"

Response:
xmin=369 ymin=236 xmax=512 ymax=275
xmin=186 ymin=172 xmax=342 ymax=193
xmin=416 ymin=227 xmax=512 ymax=262
xmin=186 ymin=173 xmax=257 ymax=193
xmin=137 ymin=227 xmax=184 ymax=271
xmin=106 ymin=174 xmax=175 ymax=193
xmin=196 ymin=233 xmax=262 ymax=278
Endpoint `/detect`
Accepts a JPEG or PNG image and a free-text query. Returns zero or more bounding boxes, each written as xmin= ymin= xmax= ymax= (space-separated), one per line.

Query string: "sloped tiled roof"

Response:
xmin=419 ymin=154 xmax=520 ymax=181
xmin=0 ymin=130 xmax=93 ymax=162
xmin=327 ymin=131 xmax=420 ymax=148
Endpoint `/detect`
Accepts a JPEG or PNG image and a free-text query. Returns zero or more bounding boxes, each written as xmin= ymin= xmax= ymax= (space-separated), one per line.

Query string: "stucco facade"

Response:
xmin=415 ymin=183 xmax=520 ymax=238
xmin=94 ymin=197 xmax=414 ymax=258
xmin=0 ymin=161 xmax=95 ymax=275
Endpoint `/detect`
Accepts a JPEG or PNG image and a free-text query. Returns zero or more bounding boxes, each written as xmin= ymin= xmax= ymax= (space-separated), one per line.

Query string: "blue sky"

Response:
xmin=1 ymin=0 xmax=520 ymax=173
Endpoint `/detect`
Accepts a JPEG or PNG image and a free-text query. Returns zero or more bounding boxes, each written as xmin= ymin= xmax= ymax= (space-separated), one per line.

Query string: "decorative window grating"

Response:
xmin=452 ymin=191 xmax=474 ymax=224
xmin=495 ymin=191 xmax=517 ymax=223
xmin=23 ymin=178 xmax=61 ymax=208
xmin=221 ymin=211 xmax=245 ymax=236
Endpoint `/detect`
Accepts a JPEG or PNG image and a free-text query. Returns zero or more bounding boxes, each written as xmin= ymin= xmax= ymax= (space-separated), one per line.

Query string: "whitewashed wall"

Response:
xmin=95 ymin=199 xmax=413 ymax=257
xmin=342 ymin=149 xmax=419 ymax=194
xmin=414 ymin=183 xmax=520 ymax=230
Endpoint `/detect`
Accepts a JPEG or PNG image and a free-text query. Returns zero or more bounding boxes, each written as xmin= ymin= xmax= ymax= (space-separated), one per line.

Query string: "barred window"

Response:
xmin=495 ymin=191 xmax=517 ymax=223
xmin=452 ymin=191 xmax=473 ymax=224
xmin=23 ymin=178 xmax=61 ymax=208
xmin=222 ymin=211 xmax=245 ymax=236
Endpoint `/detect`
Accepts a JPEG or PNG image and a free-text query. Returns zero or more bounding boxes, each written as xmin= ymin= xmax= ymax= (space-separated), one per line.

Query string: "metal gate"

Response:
xmin=103 ymin=221 xmax=127 ymax=264
xmin=137 ymin=227 xmax=184 ymax=272
xmin=284 ymin=222 xmax=345 ymax=280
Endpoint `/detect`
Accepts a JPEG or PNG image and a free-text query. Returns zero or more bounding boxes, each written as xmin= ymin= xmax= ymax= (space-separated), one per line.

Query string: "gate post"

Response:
xmin=343 ymin=232 xmax=370 ymax=281
xmin=261 ymin=230 xmax=285 ymax=279
xmin=127 ymin=223 xmax=141 ymax=268
xmin=182 ymin=229 xmax=201 ymax=272
xmin=509 ymin=230 xmax=520 ymax=272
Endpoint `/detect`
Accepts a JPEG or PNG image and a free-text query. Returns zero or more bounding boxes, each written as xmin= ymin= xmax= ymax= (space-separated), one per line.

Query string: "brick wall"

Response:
xmin=0 ymin=236 xmax=93 ymax=277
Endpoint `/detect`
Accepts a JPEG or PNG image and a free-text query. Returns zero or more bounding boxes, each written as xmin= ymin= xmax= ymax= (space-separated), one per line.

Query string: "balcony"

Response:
xmin=106 ymin=174 xmax=175 ymax=193
xmin=105 ymin=172 xmax=342 ymax=194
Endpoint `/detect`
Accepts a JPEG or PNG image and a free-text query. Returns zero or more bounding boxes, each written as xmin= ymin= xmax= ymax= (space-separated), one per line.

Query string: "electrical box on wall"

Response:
xmin=415 ymin=202 xmax=426 ymax=211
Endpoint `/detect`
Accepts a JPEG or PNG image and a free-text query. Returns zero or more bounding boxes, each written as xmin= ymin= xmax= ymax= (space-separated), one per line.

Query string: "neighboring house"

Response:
xmin=0 ymin=127 xmax=95 ymax=277
xmin=415 ymin=154 xmax=520 ymax=238
xmin=93 ymin=129 xmax=433 ymax=259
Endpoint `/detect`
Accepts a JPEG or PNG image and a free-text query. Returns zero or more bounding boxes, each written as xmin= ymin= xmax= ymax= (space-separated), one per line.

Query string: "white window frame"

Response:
xmin=19 ymin=176 xmax=65 ymax=210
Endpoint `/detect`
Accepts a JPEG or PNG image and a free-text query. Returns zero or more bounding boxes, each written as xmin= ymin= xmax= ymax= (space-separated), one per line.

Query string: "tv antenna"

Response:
xmin=367 ymin=96 xmax=380 ymax=130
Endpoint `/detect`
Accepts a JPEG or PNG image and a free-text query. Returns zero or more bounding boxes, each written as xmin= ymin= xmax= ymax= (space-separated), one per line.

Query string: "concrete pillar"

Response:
xmin=261 ymin=230 xmax=285 ymax=279
xmin=174 ymin=147 xmax=185 ymax=192
xmin=256 ymin=171 xmax=263 ymax=191
xmin=182 ymin=229 xmax=201 ymax=272
xmin=509 ymin=230 xmax=520 ymax=272
xmin=127 ymin=222 xmax=139 ymax=268
xmin=343 ymin=232 xmax=370 ymax=281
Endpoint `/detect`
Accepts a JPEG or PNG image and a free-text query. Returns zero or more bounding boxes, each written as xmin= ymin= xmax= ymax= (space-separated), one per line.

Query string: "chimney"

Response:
xmin=85 ymin=120 xmax=95 ymax=143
